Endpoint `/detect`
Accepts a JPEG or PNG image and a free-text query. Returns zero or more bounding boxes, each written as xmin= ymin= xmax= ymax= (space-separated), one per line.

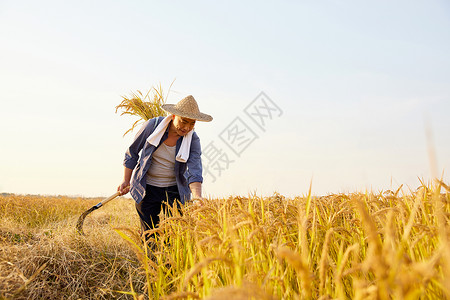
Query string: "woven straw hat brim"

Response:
xmin=162 ymin=104 xmax=213 ymax=122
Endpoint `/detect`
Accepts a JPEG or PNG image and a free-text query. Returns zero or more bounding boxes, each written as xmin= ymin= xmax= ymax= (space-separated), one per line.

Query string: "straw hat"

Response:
xmin=162 ymin=95 xmax=213 ymax=122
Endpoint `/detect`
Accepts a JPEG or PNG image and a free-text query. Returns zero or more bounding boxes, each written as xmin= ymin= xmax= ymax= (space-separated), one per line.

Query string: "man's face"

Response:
xmin=172 ymin=115 xmax=196 ymax=136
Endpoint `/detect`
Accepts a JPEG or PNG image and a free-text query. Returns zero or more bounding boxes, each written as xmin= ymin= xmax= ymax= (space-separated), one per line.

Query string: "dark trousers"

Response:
xmin=135 ymin=184 xmax=180 ymax=237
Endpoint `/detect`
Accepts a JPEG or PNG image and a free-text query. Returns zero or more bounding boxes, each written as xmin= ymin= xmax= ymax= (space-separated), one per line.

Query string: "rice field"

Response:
xmin=0 ymin=181 xmax=449 ymax=299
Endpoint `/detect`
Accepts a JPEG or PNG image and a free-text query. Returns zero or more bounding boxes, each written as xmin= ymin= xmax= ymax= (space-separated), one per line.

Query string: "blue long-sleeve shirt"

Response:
xmin=124 ymin=116 xmax=203 ymax=204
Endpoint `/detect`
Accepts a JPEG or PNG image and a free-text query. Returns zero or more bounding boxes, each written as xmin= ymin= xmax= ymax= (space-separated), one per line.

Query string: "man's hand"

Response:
xmin=118 ymin=167 xmax=133 ymax=196
xmin=189 ymin=182 xmax=202 ymax=199
xmin=117 ymin=181 xmax=130 ymax=196
xmin=191 ymin=197 xmax=204 ymax=206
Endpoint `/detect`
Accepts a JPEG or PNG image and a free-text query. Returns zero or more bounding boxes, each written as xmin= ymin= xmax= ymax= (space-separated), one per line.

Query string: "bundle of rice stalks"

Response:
xmin=115 ymin=82 xmax=173 ymax=136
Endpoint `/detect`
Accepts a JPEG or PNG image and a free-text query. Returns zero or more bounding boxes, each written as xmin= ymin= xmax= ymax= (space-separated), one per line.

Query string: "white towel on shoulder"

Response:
xmin=147 ymin=116 xmax=171 ymax=146
xmin=176 ymin=130 xmax=193 ymax=163
xmin=146 ymin=116 xmax=193 ymax=163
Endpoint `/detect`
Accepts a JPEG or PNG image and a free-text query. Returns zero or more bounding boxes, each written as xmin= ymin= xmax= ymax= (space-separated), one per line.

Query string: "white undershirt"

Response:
xmin=146 ymin=143 xmax=177 ymax=187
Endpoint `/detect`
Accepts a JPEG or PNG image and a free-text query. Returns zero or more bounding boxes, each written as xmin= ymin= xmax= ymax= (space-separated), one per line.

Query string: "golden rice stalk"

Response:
xmin=275 ymin=246 xmax=312 ymax=298
xmin=336 ymin=243 xmax=360 ymax=298
xmin=204 ymin=282 xmax=278 ymax=300
xmin=319 ymin=228 xmax=333 ymax=295
xmin=182 ymin=257 xmax=231 ymax=290
xmin=435 ymin=179 xmax=450 ymax=193
xmin=161 ymin=291 xmax=200 ymax=300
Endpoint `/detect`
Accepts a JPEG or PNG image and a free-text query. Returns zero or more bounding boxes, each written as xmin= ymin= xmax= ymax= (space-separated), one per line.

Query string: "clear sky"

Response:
xmin=1 ymin=0 xmax=449 ymax=198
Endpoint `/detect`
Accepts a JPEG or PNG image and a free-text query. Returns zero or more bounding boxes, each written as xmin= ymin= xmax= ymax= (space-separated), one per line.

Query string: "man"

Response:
xmin=117 ymin=95 xmax=212 ymax=233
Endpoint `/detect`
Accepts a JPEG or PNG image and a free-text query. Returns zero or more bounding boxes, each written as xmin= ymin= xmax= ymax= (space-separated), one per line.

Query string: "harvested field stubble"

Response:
xmin=0 ymin=181 xmax=449 ymax=299
xmin=0 ymin=195 xmax=141 ymax=299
